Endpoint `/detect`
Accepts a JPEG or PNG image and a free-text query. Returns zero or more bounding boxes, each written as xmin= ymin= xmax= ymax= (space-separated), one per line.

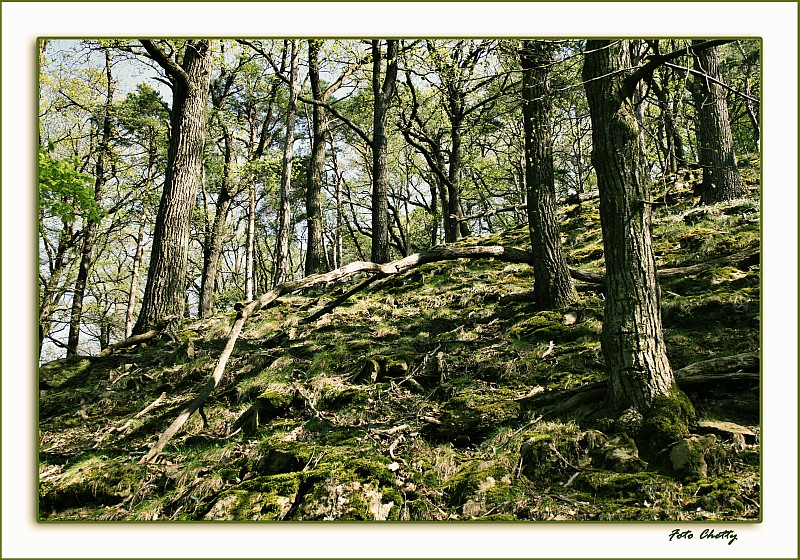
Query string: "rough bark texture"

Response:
xmin=305 ymin=40 xmax=327 ymax=276
xmin=692 ymin=40 xmax=746 ymax=204
xmin=274 ymin=40 xmax=299 ymax=286
xmin=520 ymin=40 xmax=576 ymax=310
xmin=370 ymin=40 xmax=398 ymax=264
xmin=583 ymin=40 xmax=676 ymax=412
xmin=134 ymin=40 xmax=214 ymax=334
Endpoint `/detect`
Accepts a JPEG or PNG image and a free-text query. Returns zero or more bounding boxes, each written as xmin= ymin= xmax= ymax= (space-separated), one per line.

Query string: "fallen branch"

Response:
xmin=95 ymin=392 xmax=166 ymax=448
xmin=300 ymin=274 xmax=383 ymax=325
xmin=96 ymin=316 xmax=177 ymax=358
xmin=674 ymin=351 xmax=759 ymax=379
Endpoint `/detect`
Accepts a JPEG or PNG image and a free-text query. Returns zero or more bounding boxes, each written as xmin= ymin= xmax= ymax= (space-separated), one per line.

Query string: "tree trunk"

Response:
xmin=134 ymin=40 xmax=214 ymax=334
xmin=274 ymin=40 xmax=299 ymax=286
xmin=199 ymin=129 xmax=233 ymax=318
xmin=245 ymin=183 xmax=256 ymax=301
xmin=520 ymin=40 xmax=576 ymax=310
xmin=305 ymin=40 xmax=327 ymax=276
xmin=125 ymin=130 xmax=158 ymax=338
xmin=67 ymin=48 xmax=113 ymax=355
xmin=447 ymin=115 xmax=465 ymax=242
xmin=583 ymin=40 xmax=678 ymax=412
xmin=652 ymin=76 xmax=686 ymax=174
xmin=691 ymin=40 xmax=746 ymax=204
xmin=370 ymin=40 xmax=398 ymax=264
xmin=125 ymin=192 xmax=149 ymax=338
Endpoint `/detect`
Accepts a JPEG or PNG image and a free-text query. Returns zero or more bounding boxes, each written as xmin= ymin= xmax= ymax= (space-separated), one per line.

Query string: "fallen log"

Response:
xmin=96 ymin=315 xmax=177 ymax=358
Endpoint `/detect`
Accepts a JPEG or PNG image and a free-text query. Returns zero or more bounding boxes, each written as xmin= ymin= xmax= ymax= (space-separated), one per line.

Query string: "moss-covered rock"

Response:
xmin=591 ymin=433 xmax=647 ymax=473
xmin=203 ymin=473 xmax=303 ymax=520
xmin=669 ymin=435 xmax=717 ymax=481
xmin=447 ymin=459 xmax=515 ymax=518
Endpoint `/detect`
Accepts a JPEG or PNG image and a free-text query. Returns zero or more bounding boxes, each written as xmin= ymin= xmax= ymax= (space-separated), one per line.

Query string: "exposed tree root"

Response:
xmin=138 ymin=245 xmax=759 ymax=463
xmin=519 ymin=351 xmax=759 ymax=419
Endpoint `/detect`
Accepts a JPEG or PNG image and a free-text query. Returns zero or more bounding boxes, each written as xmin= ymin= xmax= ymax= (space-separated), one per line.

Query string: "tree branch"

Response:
xmin=139 ymin=40 xmax=190 ymax=89
xmin=620 ymin=39 xmax=733 ymax=101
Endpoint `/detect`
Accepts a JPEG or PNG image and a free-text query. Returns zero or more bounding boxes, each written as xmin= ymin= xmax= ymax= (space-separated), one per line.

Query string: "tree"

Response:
xmin=198 ymin=44 xmax=251 ymax=317
xmin=66 ymin=47 xmax=115 ymax=355
xmin=304 ymin=40 xmax=361 ymax=275
xmin=691 ymin=39 xmax=746 ymax=204
xmin=520 ymin=40 xmax=576 ymax=309
xmin=273 ymin=40 xmax=300 ymax=285
xmin=116 ymin=84 xmax=169 ymax=337
xmin=305 ymin=40 xmax=328 ymax=276
xmin=582 ymin=40 xmax=690 ymax=428
xmin=133 ymin=39 xmax=215 ymax=333
xmin=370 ymin=40 xmax=399 ymax=263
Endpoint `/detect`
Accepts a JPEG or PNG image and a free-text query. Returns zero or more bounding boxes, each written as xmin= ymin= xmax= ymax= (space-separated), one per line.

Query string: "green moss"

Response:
xmin=574 ymin=471 xmax=662 ymax=501
xmin=39 ymin=456 xmax=143 ymax=516
xmin=638 ymin=386 xmax=696 ymax=457
xmin=685 ymin=476 xmax=746 ymax=514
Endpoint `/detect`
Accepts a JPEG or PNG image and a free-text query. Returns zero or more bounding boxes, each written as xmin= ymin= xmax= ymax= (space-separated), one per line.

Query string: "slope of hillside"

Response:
xmin=38 ymin=158 xmax=760 ymax=521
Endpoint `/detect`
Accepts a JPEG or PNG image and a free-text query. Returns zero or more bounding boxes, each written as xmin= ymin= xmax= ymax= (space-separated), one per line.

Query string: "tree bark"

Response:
xmin=67 ymin=48 xmax=113 ymax=355
xmin=274 ymin=40 xmax=299 ymax=286
xmin=520 ymin=40 xmax=577 ymax=310
xmin=583 ymin=40 xmax=677 ymax=412
xmin=370 ymin=40 xmax=398 ymax=264
xmin=691 ymin=40 xmax=746 ymax=204
xmin=305 ymin=40 xmax=328 ymax=276
xmin=134 ymin=40 xmax=214 ymax=334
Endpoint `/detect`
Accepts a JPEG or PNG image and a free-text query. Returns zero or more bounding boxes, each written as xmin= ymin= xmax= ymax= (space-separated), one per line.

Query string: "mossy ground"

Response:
xmin=38 ymin=157 xmax=760 ymax=521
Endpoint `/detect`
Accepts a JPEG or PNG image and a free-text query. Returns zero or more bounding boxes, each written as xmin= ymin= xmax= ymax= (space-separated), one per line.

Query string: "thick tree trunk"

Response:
xmin=134 ymin=40 xmax=214 ymax=334
xmin=67 ymin=49 xmax=113 ymax=355
xmin=305 ymin=40 xmax=327 ymax=276
xmin=520 ymin=40 xmax=576 ymax=310
xmin=199 ymin=130 xmax=233 ymax=318
xmin=691 ymin=40 xmax=746 ymax=204
xmin=274 ymin=40 xmax=299 ymax=286
xmin=370 ymin=40 xmax=398 ymax=264
xmin=583 ymin=40 xmax=677 ymax=412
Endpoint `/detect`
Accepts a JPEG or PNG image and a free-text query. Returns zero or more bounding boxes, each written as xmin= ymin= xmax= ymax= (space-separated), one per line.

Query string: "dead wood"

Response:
xmin=674 ymin=351 xmax=759 ymax=379
xmin=96 ymin=315 xmax=177 ymax=358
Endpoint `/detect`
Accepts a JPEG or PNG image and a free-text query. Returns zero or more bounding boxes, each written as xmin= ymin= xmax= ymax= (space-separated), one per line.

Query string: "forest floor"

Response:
xmin=38 ymin=156 xmax=760 ymax=522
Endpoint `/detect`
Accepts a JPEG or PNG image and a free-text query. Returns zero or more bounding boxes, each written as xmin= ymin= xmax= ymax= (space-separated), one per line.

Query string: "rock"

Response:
xmin=670 ymin=435 xmax=717 ymax=480
xmin=592 ymin=434 xmax=647 ymax=473
xmin=696 ymin=419 xmax=757 ymax=444
xmin=616 ymin=408 xmax=644 ymax=436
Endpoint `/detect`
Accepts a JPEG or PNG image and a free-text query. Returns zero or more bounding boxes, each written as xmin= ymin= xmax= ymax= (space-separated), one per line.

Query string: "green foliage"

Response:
xmin=38 ymin=149 xmax=102 ymax=223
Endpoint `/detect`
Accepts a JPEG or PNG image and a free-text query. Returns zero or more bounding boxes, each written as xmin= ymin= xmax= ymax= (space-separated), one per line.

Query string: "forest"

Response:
xmin=38 ymin=38 xmax=760 ymax=522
